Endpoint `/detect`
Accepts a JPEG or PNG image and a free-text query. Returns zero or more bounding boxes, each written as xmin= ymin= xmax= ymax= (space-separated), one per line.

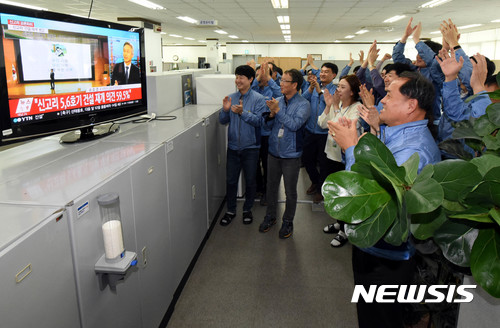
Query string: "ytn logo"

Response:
xmin=352 ymin=285 xmax=476 ymax=303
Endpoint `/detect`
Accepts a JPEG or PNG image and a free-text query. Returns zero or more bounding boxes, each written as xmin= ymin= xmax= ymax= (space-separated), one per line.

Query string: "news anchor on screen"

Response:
xmin=111 ymin=42 xmax=140 ymax=85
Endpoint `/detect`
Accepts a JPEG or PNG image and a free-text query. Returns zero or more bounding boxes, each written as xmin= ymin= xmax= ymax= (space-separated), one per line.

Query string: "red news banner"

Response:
xmin=9 ymin=86 xmax=142 ymax=118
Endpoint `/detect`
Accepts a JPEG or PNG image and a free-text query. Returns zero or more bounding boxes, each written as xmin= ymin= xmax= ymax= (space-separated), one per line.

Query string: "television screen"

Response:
xmin=0 ymin=4 xmax=147 ymax=144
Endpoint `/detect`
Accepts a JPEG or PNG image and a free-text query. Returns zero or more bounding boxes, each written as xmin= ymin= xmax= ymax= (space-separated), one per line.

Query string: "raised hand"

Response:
xmin=222 ymin=96 xmax=231 ymax=112
xmin=332 ymin=89 xmax=341 ymax=110
xmin=358 ymin=104 xmax=380 ymax=133
xmin=436 ymin=48 xmax=464 ymax=82
xmin=266 ymin=98 xmax=280 ymax=116
xmin=359 ymin=84 xmax=375 ymax=108
xmin=323 ymin=89 xmax=334 ymax=114
xmin=358 ymin=50 xmax=365 ymax=65
xmin=412 ymin=22 xmax=422 ymax=44
xmin=470 ymin=53 xmax=488 ymax=94
xmin=348 ymin=52 xmax=354 ymax=66
xmin=327 ymin=118 xmax=359 ymax=151
xmin=401 ymin=17 xmax=417 ymax=43
xmin=440 ymin=18 xmax=460 ymax=48
xmin=367 ymin=40 xmax=380 ymax=67
xmin=381 ymin=53 xmax=392 ymax=62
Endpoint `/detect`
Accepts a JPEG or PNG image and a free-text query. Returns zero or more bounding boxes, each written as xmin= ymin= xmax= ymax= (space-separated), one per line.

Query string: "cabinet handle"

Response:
xmin=15 ymin=263 xmax=32 ymax=283
xmin=147 ymin=166 xmax=155 ymax=175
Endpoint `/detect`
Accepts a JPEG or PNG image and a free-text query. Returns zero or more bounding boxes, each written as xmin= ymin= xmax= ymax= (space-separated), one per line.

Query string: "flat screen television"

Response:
xmin=0 ymin=4 xmax=147 ymax=144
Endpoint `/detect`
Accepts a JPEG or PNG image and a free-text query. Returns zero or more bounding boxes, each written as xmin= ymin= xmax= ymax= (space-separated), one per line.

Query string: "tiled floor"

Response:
xmin=167 ymin=168 xmax=358 ymax=327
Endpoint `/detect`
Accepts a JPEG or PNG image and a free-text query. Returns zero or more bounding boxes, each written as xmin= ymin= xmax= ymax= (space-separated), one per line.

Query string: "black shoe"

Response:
xmin=306 ymin=183 xmax=318 ymax=195
xmin=220 ymin=212 xmax=236 ymax=226
xmin=323 ymin=223 xmax=340 ymax=234
xmin=279 ymin=221 xmax=293 ymax=239
xmin=330 ymin=231 xmax=348 ymax=247
xmin=243 ymin=211 xmax=253 ymax=224
xmin=259 ymin=215 xmax=276 ymax=232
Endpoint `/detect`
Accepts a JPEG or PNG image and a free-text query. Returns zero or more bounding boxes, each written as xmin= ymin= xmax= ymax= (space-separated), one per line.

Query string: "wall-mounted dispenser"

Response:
xmin=94 ymin=193 xmax=137 ymax=290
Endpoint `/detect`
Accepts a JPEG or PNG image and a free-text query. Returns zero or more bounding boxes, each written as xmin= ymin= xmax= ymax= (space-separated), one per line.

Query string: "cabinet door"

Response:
xmin=166 ymin=122 xmax=209 ymax=286
xmin=130 ymin=146 xmax=173 ymax=328
xmin=205 ymin=113 xmax=226 ymax=224
xmin=0 ymin=212 xmax=80 ymax=328
xmin=67 ymin=169 xmax=142 ymax=328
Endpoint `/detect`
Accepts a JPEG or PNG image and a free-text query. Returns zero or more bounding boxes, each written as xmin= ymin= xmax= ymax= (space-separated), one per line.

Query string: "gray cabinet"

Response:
xmin=66 ymin=169 xmax=142 ymax=328
xmin=167 ymin=121 xmax=208 ymax=286
xmin=204 ymin=111 xmax=227 ymax=224
xmin=0 ymin=206 xmax=80 ymax=328
xmin=129 ymin=146 xmax=174 ymax=328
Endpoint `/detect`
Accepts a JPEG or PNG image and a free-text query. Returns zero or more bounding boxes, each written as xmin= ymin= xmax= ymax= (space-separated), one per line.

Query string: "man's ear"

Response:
xmin=407 ymin=98 xmax=418 ymax=114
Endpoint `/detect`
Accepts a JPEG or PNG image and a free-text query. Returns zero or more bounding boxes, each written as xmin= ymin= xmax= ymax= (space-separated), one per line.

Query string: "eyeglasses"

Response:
xmin=280 ymin=80 xmax=295 ymax=84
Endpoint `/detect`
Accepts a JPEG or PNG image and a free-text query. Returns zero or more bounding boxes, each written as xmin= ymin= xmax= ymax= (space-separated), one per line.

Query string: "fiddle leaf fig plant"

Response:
xmin=323 ymin=101 xmax=500 ymax=298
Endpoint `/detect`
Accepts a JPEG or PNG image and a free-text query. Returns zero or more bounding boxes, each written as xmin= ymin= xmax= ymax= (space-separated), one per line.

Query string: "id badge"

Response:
xmin=278 ymin=128 xmax=284 ymax=138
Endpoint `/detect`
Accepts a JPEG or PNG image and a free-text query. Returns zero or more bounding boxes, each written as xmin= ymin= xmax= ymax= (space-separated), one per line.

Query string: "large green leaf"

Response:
xmin=452 ymin=122 xmax=481 ymax=140
xmin=484 ymin=167 xmax=500 ymax=183
xmin=470 ymin=229 xmax=500 ymax=298
xmin=344 ymin=198 xmax=397 ymax=248
xmin=489 ymin=208 xmax=500 ymax=227
xmin=473 ymin=114 xmax=497 ymax=137
xmin=384 ymin=201 xmax=410 ymax=246
xmin=405 ymin=177 xmax=443 ymax=214
xmin=449 ymin=206 xmax=493 ymax=223
xmin=438 ymin=139 xmax=474 ymax=160
xmin=433 ymin=220 xmax=478 ymax=267
xmin=353 ymin=133 xmax=406 ymax=185
xmin=402 ymin=152 xmax=420 ymax=185
xmin=483 ymin=134 xmax=500 ymax=151
xmin=432 ymin=160 xmax=482 ymax=201
xmin=411 ymin=207 xmax=447 ymax=240
xmin=442 ymin=199 xmax=467 ymax=212
xmin=486 ymin=101 xmax=500 ymax=125
xmin=322 ymin=171 xmax=391 ymax=224
xmin=371 ymin=161 xmax=406 ymax=206
xmin=466 ymin=181 xmax=500 ymax=207
xmin=470 ymin=154 xmax=500 ymax=177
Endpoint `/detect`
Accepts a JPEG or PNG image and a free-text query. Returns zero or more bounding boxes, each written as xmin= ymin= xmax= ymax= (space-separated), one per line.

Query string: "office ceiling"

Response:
xmin=9 ymin=0 xmax=500 ymax=44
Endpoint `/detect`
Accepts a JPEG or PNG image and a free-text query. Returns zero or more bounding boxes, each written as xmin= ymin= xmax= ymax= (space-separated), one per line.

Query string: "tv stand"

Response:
xmin=60 ymin=123 xmax=120 ymax=143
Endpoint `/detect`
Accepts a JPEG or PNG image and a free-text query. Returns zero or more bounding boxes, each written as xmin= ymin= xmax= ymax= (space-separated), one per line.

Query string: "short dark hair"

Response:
xmin=423 ymin=40 xmax=442 ymax=54
xmin=276 ymin=66 xmax=283 ymax=76
xmin=384 ymin=62 xmax=413 ymax=76
xmin=235 ymin=65 xmax=255 ymax=82
xmin=321 ymin=62 xmax=339 ymax=75
xmin=284 ymin=69 xmax=303 ymax=91
xmin=470 ymin=56 xmax=496 ymax=82
xmin=485 ymin=74 xmax=498 ymax=88
xmin=398 ymin=71 xmax=435 ymax=118
xmin=123 ymin=42 xmax=133 ymax=50
xmin=353 ymin=65 xmax=361 ymax=74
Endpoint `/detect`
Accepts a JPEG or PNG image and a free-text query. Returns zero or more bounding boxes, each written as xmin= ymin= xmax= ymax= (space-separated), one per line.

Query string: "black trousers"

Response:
xmin=352 ymin=246 xmax=416 ymax=328
xmin=301 ymin=131 xmax=329 ymax=193
xmin=256 ymin=135 xmax=269 ymax=194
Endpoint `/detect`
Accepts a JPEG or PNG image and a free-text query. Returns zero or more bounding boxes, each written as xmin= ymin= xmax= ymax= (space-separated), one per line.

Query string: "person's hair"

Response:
xmin=384 ymin=63 xmax=413 ymax=76
xmin=235 ymin=65 xmax=256 ymax=81
xmin=423 ymin=40 xmax=442 ymax=54
xmin=276 ymin=66 xmax=283 ymax=76
xmin=398 ymin=71 xmax=435 ymax=118
xmin=284 ymin=69 xmax=303 ymax=91
xmin=485 ymin=74 xmax=498 ymax=88
xmin=123 ymin=42 xmax=133 ymax=50
xmin=470 ymin=56 xmax=496 ymax=82
xmin=353 ymin=65 xmax=361 ymax=74
xmin=321 ymin=62 xmax=339 ymax=75
xmin=339 ymin=74 xmax=361 ymax=102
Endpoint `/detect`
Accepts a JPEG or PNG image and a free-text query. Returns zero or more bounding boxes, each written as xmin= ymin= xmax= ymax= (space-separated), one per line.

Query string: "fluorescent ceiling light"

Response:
xmin=177 ymin=16 xmax=198 ymax=24
xmin=491 ymin=19 xmax=500 ymax=23
xmin=457 ymin=24 xmax=483 ymax=30
xmin=0 ymin=0 xmax=47 ymax=10
xmin=277 ymin=16 xmax=290 ymax=24
xmin=228 ymin=35 xmax=239 ymax=39
xmin=169 ymin=34 xmax=182 ymax=38
xmin=271 ymin=0 xmax=289 ymax=9
xmin=334 ymin=40 xmax=341 ymax=43
xmin=282 ymin=30 xmax=291 ymax=34
xmin=174 ymin=43 xmax=183 ymax=46
xmin=429 ymin=30 xmax=441 ymax=34
xmin=128 ymin=0 xmax=165 ymax=10
xmin=214 ymin=29 xmax=228 ymax=34
xmin=160 ymin=32 xmax=166 ymax=35
xmin=355 ymin=29 xmax=369 ymax=35
xmin=242 ymin=40 xmax=249 ymax=43
xmin=280 ymin=24 xmax=290 ymax=30
xmin=420 ymin=0 xmax=452 ymax=8
xmin=198 ymin=40 xmax=207 ymax=43
xmin=184 ymin=37 xmax=195 ymax=40
xmin=345 ymin=35 xmax=355 ymax=39
xmin=383 ymin=15 xmax=406 ymax=23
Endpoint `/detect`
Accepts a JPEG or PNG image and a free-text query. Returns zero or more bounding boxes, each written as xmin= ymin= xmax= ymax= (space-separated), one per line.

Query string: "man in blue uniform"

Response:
xmin=258 ymin=69 xmax=310 ymax=239
xmin=219 ymin=65 xmax=267 ymax=226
